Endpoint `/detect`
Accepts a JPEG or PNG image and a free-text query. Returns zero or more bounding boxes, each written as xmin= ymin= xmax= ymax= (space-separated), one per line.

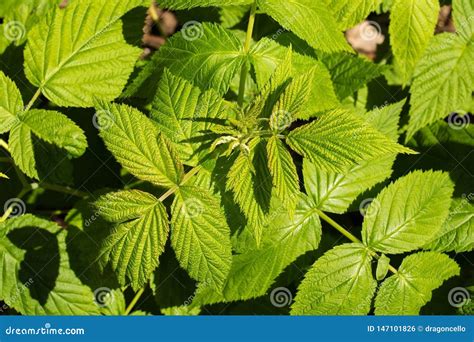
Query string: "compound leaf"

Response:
xmin=374 ymin=252 xmax=460 ymax=315
xmin=292 ymin=243 xmax=376 ymax=315
xmin=97 ymin=190 xmax=169 ymax=290
xmin=362 ymin=170 xmax=455 ymax=254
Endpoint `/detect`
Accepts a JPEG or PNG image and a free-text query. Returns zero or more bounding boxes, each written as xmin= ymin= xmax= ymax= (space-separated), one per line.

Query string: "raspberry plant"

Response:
xmin=0 ymin=0 xmax=472 ymax=316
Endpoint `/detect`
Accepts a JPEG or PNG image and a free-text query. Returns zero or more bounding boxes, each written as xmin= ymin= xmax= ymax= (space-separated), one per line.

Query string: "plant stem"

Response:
xmin=39 ymin=182 xmax=89 ymax=199
xmin=0 ymin=139 xmax=9 ymax=152
xmin=158 ymin=165 xmax=202 ymax=202
xmin=24 ymin=88 xmax=42 ymax=112
xmin=237 ymin=1 xmax=257 ymax=107
xmin=314 ymin=208 xmax=398 ymax=274
xmin=124 ymin=288 xmax=145 ymax=315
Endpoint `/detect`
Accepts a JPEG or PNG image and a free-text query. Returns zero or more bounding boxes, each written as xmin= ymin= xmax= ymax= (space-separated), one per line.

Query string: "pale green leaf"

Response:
xmin=406 ymin=33 xmax=474 ymax=140
xmin=171 ymin=185 xmax=232 ymax=290
xmin=425 ymin=198 xmax=474 ymax=253
xmin=8 ymin=122 xmax=37 ymax=179
xmin=390 ymin=0 xmax=439 ymax=85
xmin=362 ymin=170 xmax=455 ymax=254
xmin=193 ymin=195 xmax=321 ymax=304
xmin=0 ymin=71 xmax=22 ymax=133
xmin=24 ymin=0 xmax=142 ymax=107
xmin=375 ymin=252 xmax=460 ymax=315
xmin=19 ymin=109 xmax=87 ymax=157
xmin=0 ymin=172 xmax=8 ymax=179
xmin=287 ymin=108 xmax=413 ymax=173
xmin=159 ymin=0 xmax=252 ymax=9
xmin=257 ymin=0 xmax=352 ymax=53
xmin=151 ymin=69 xmax=228 ymax=165
xmin=267 ymin=136 xmax=300 ymax=212
xmin=453 ymin=0 xmax=474 ymax=40
xmin=0 ymin=215 xmax=100 ymax=315
xmin=97 ymin=190 xmax=169 ymax=290
xmin=153 ymin=23 xmax=245 ymax=95
xmin=292 ymin=243 xmax=376 ymax=315
xmin=96 ymin=102 xmax=184 ymax=188
xmin=325 ymin=0 xmax=382 ymax=30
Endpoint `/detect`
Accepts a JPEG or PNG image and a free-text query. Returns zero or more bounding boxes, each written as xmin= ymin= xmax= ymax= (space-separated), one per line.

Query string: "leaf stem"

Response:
xmin=124 ymin=288 xmax=145 ymax=315
xmin=38 ymin=182 xmax=89 ymax=199
xmin=0 ymin=139 xmax=10 ymax=152
xmin=158 ymin=165 xmax=202 ymax=202
xmin=237 ymin=1 xmax=257 ymax=107
xmin=314 ymin=208 xmax=398 ymax=274
xmin=24 ymin=88 xmax=42 ymax=112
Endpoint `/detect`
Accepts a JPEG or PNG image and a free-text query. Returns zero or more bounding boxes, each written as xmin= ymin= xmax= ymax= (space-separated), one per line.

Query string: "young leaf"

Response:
xmin=159 ymin=0 xmax=253 ymax=9
xmin=97 ymin=190 xmax=169 ymax=290
xmin=257 ymin=0 xmax=352 ymax=53
xmin=292 ymin=243 xmax=376 ymax=315
xmin=424 ymin=198 xmax=474 ymax=253
xmin=406 ymin=33 xmax=473 ymax=140
xmin=376 ymin=254 xmax=390 ymax=281
xmin=151 ymin=69 xmax=228 ymax=165
xmin=96 ymin=102 xmax=184 ymax=188
xmin=267 ymin=136 xmax=300 ymax=212
xmin=374 ymin=252 xmax=460 ymax=315
xmin=287 ymin=108 xmax=413 ymax=173
xmin=24 ymin=0 xmax=142 ymax=107
xmin=193 ymin=195 xmax=321 ymax=304
xmin=390 ymin=0 xmax=440 ymax=85
xmin=0 ymin=215 xmax=100 ymax=315
xmin=362 ymin=170 xmax=455 ymax=254
xmin=153 ymin=23 xmax=245 ymax=95
xmin=171 ymin=185 xmax=233 ymax=290
xmin=0 ymin=71 xmax=22 ymax=133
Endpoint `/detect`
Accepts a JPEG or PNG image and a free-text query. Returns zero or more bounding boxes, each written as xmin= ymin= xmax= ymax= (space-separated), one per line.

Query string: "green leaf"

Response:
xmin=292 ymin=243 xmax=376 ymax=315
xmin=319 ymin=52 xmax=384 ymax=100
xmin=24 ymin=0 xmax=142 ymax=107
xmin=96 ymin=102 xmax=184 ymax=188
xmin=390 ymin=0 xmax=439 ymax=85
xmin=96 ymin=190 xmax=169 ymax=290
xmin=0 ymin=215 xmax=100 ymax=315
xmin=424 ymin=198 xmax=474 ymax=253
xmin=8 ymin=122 xmax=37 ymax=178
xmin=376 ymin=254 xmax=390 ymax=281
xmin=406 ymin=33 xmax=474 ymax=140
xmin=18 ymin=109 xmax=87 ymax=157
xmin=226 ymin=139 xmax=273 ymax=245
xmin=159 ymin=0 xmax=253 ymax=9
xmin=364 ymin=99 xmax=406 ymax=141
xmin=153 ymin=23 xmax=245 ymax=95
xmin=171 ymin=185 xmax=232 ymax=290
xmin=374 ymin=252 xmax=460 ymax=315
xmin=193 ymin=195 xmax=321 ymax=304
xmin=287 ymin=108 xmax=413 ymax=173
xmin=324 ymin=0 xmax=382 ymax=30
xmin=151 ymin=69 xmax=228 ymax=165
xmin=362 ymin=170 xmax=455 ymax=254
xmin=454 ymin=0 xmax=474 ymax=40
xmin=267 ymin=136 xmax=300 ymax=212
xmin=0 ymin=71 xmax=22 ymax=133
xmin=250 ymin=38 xmax=339 ymax=116
xmin=0 ymin=172 xmax=8 ymax=179
xmin=257 ymin=0 xmax=352 ymax=53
